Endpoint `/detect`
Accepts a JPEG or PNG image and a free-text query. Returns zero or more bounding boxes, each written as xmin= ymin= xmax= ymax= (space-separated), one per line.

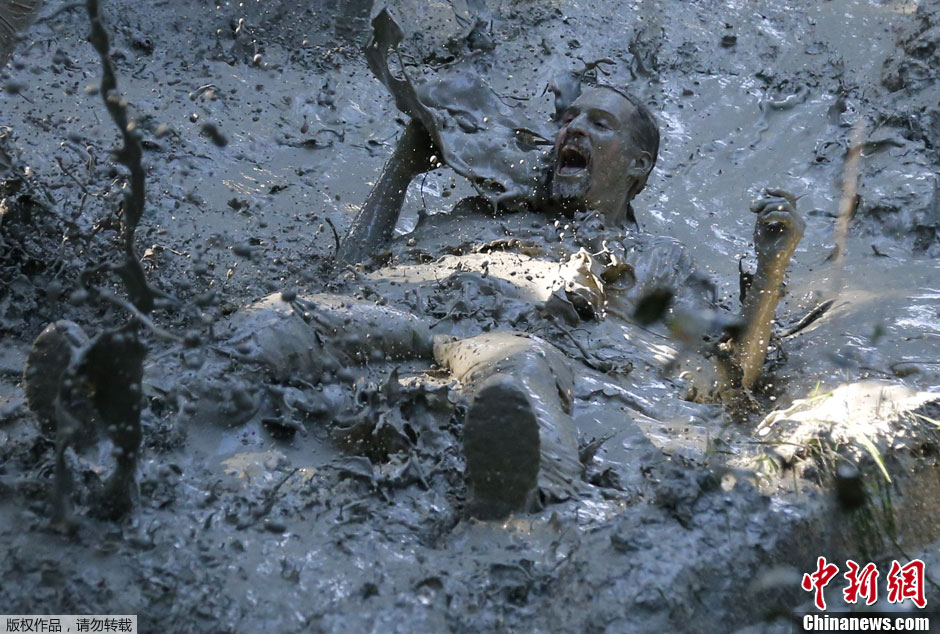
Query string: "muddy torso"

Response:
xmin=383 ymin=202 xmax=710 ymax=302
xmin=356 ymin=202 xmax=717 ymax=377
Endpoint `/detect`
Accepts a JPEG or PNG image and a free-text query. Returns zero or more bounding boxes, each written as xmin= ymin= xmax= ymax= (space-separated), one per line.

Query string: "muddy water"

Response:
xmin=0 ymin=0 xmax=938 ymax=632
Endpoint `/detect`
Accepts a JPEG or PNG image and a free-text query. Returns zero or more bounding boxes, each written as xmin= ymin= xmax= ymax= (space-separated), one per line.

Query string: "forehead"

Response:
xmin=569 ymin=87 xmax=635 ymax=120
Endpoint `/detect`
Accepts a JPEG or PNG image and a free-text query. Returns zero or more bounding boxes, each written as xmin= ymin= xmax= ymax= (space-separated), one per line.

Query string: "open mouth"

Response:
xmin=556 ymin=138 xmax=591 ymax=176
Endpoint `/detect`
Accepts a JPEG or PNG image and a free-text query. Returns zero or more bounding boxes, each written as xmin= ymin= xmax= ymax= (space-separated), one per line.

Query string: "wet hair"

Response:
xmin=596 ymin=84 xmax=660 ymax=178
xmin=596 ymin=85 xmax=660 ymax=224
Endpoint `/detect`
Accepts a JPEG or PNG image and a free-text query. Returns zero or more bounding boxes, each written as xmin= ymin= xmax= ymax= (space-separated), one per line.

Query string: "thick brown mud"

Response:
xmin=1 ymin=1 xmax=939 ymax=632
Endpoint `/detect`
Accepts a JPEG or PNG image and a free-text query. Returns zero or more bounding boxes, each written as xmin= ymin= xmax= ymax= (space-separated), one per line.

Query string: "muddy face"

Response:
xmin=551 ymin=87 xmax=652 ymax=224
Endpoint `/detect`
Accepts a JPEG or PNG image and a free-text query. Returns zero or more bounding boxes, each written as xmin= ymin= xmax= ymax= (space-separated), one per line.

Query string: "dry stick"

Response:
xmin=831 ymin=121 xmax=865 ymax=278
xmin=324 ymin=217 xmax=341 ymax=254
xmin=821 ymin=121 xmax=866 ymax=560
xmin=47 ymin=1 xmax=155 ymax=522
xmin=822 ymin=124 xmax=864 ymax=381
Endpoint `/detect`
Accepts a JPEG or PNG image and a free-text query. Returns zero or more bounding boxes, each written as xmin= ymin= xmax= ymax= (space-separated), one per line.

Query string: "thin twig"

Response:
xmin=238 ymin=468 xmax=299 ymax=528
xmin=782 ymin=299 xmax=835 ymax=338
xmin=86 ymin=0 xmax=154 ymax=315
xmin=548 ymin=319 xmax=613 ymax=373
xmin=93 ymin=288 xmax=184 ymax=343
xmin=54 ymin=156 xmax=90 ymax=195
xmin=324 ymin=217 xmax=341 ymax=254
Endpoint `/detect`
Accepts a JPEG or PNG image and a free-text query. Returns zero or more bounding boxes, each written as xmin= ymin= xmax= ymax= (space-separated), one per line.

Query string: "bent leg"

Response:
xmin=147 ymin=293 xmax=435 ymax=427
xmin=434 ymin=332 xmax=583 ymax=518
xmin=223 ymin=293 xmax=435 ymax=382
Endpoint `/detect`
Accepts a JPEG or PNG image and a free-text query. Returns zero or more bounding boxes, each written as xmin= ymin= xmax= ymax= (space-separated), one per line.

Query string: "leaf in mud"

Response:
xmin=633 ymin=287 xmax=674 ymax=326
xmin=372 ymin=408 xmax=414 ymax=456
xmin=397 ymin=384 xmax=457 ymax=453
xmin=0 ymin=0 xmax=42 ymax=69
xmin=547 ymin=70 xmax=582 ymax=121
xmin=512 ymin=127 xmax=552 ymax=151
xmin=541 ymin=290 xmax=581 ymax=327
xmin=261 ymin=416 xmax=302 ymax=439
xmin=296 ymin=137 xmax=333 ymax=150
xmin=589 ymin=467 xmax=624 ymax=491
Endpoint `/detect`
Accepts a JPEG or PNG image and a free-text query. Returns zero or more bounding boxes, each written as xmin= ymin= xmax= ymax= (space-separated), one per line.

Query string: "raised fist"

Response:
xmin=750 ymin=188 xmax=804 ymax=263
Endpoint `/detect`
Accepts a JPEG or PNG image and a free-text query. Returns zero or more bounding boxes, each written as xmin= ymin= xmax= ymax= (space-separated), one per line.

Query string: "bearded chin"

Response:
xmin=550 ymin=174 xmax=591 ymax=210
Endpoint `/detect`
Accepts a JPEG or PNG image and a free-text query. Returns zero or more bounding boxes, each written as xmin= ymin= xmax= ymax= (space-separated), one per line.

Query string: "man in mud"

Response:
xmin=26 ymin=84 xmax=803 ymax=521
xmin=320 ymin=82 xmax=801 ymax=518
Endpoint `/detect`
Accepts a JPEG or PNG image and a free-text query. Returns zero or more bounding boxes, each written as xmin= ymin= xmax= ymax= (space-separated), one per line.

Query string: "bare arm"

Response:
xmin=732 ymin=189 xmax=804 ymax=388
xmin=336 ymin=120 xmax=438 ymax=266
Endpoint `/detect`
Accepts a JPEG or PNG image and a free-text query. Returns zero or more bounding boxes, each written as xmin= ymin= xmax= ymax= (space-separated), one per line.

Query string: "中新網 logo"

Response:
xmin=801 ymin=557 xmax=927 ymax=610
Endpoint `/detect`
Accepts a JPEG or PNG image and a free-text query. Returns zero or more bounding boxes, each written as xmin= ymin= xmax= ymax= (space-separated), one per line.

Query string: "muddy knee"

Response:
xmin=442 ymin=334 xmax=584 ymax=516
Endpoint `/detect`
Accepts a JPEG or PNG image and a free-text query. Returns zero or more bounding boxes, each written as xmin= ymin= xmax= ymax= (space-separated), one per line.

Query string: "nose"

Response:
xmin=565 ymin=112 xmax=590 ymax=135
xmin=568 ymin=112 xmax=588 ymax=132
xmin=556 ymin=116 xmax=587 ymax=148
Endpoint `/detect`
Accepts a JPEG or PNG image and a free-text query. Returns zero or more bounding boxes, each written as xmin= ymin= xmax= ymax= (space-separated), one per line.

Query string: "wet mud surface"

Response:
xmin=1 ymin=1 xmax=939 ymax=632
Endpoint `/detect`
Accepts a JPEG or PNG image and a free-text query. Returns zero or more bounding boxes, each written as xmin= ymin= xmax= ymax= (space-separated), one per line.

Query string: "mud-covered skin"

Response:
xmin=340 ymin=28 xmax=802 ymax=393
xmin=732 ymin=189 xmax=805 ymax=389
xmin=144 ymin=293 xmax=434 ymax=430
xmin=550 ymin=86 xmax=656 ymax=225
xmin=328 ymin=85 xmax=670 ymax=515
xmin=142 ymin=298 xmax=585 ymax=519
xmin=336 ymin=121 xmax=437 ymax=266
xmin=328 ymin=76 xmax=802 ymax=514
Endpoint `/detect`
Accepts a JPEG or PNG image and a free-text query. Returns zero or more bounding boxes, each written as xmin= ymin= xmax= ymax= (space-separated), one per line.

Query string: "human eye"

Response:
xmin=591 ymin=113 xmax=613 ymax=130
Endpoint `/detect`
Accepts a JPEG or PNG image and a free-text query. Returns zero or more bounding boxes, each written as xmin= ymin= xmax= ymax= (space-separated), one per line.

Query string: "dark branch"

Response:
xmin=86 ymin=0 xmax=154 ymax=315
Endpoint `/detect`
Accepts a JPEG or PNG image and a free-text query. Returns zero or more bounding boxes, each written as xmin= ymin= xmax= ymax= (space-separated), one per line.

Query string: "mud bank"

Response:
xmin=1 ymin=1 xmax=938 ymax=632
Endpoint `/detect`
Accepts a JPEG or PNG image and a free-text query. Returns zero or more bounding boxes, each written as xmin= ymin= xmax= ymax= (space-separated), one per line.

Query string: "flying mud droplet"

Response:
xmin=201 ymin=122 xmax=228 ymax=147
xmin=835 ymin=463 xmax=866 ymax=511
xmin=633 ymin=287 xmax=675 ymax=326
xmin=232 ymin=242 xmax=257 ymax=260
xmin=4 ymin=80 xmax=25 ymax=95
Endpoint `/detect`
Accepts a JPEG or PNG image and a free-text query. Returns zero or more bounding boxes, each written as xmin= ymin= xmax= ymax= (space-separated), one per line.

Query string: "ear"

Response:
xmin=627 ymin=151 xmax=653 ymax=179
xmin=623 ymin=151 xmax=654 ymax=207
